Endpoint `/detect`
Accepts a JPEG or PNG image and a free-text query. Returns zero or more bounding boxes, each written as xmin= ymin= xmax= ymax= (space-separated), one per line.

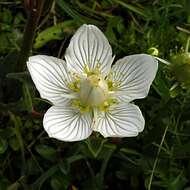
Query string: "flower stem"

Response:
xmin=17 ymin=0 xmax=45 ymax=71
xmin=185 ymin=36 xmax=190 ymax=53
xmin=147 ymin=125 xmax=169 ymax=190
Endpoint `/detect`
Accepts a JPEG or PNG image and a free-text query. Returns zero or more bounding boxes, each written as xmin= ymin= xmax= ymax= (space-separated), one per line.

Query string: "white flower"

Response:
xmin=27 ymin=24 xmax=158 ymax=142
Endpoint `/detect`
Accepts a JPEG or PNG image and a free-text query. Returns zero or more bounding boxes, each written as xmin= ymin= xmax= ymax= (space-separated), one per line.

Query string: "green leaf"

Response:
xmin=9 ymin=137 xmax=20 ymax=151
xmin=6 ymin=72 xmax=34 ymax=112
xmin=35 ymin=145 xmax=57 ymax=161
xmin=152 ymin=68 xmax=170 ymax=101
xmin=114 ymin=0 xmax=148 ymax=18
xmin=51 ymin=178 xmax=62 ymax=190
xmin=0 ymin=177 xmax=10 ymax=190
xmin=34 ymin=20 xmax=76 ymax=49
xmin=66 ymin=154 xmax=84 ymax=163
xmin=6 ymin=176 xmax=25 ymax=190
xmin=50 ymin=173 xmax=71 ymax=190
xmin=0 ymin=8 xmax=12 ymax=24
xmin=0 ymin=99 xmax=30 ymax=113
xmin=120 ymin=147 xmax=142 ymax=156
xmin=26 ymin=158 xmax=41 ymax=175
xmin=59 ymin=160 xmax=70 ymax=175
xmin=22 ymin=83 xmax=33 ymax=112
xmin=7 ymin=182 xmax=20 ymax=190
xmin=0 ymin=138 xmax=8 ymax=154
xmin=6 ymin=71 xmax=33 ymax=87
xmin=167 ymin=171 xmax=187 ymax=190
xmin=56 ymin=0 xmax=101 ymax=25
xmin=85 ymin=137 xmax=107 ymax=158
xmin=56 ymin=0 xmax=85 ymax=24
xmin=32 ymin=165 xmax=58 ymax=190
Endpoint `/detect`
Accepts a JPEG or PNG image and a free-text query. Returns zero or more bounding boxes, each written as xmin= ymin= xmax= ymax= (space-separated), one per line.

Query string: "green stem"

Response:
xmin=98 ymin=147 xmax=114 ymax=189
xmin=185 ymin=36 xmax=190 ymax=53
xmin=9 ymin=113 xmax=26 ymax=175
xmin=148 ymin=125 xmax=169 ymax=190
xmin=17 ymin=0 xmax=45 ymax=71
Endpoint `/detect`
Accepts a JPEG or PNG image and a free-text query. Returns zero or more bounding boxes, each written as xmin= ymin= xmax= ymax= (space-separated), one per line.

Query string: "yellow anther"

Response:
xmin=68 ymin=79 xmax=80 ymax=92
xmin=71 ymin=99 xmax=92 ymax=113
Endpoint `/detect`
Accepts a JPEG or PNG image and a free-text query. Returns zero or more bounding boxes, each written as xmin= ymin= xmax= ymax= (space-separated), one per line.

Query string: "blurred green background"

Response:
xmin=0 ymin=0 xmax=190 ymax=189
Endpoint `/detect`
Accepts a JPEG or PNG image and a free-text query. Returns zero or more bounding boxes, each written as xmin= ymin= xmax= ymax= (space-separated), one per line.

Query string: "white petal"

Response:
xmin=43 ymin=106 xmax=93 ymax=142
xmin=94 ymin=103 xmax=145 ymax=137
xmin=65 ymin=24 xmax=114 ymax=76
xmin=110 ymin=54 xmax=158 ymax=102
xmin=27 ymin=55 xmax=73 ymax=105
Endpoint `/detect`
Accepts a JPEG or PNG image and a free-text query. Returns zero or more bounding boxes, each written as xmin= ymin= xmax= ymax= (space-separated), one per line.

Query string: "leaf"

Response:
xmin=152 ymin=68 xmax=170 ymax=101
xmin=0 ymin=128 xmax=14 ymax=139
xmin=0 ymin=99 xmax=29 ymax=113
xmin=26 ymin=158 xmax=41 ymax=175
xmin=56 ymin=0 xmax=101 ymax=25
xmin=0 ymin=177 xmax=10 ymax=190
xmin=167 ymin=171 xmax=187 ymax=190
xmin=31 ymin=165 xmax=58 ymax=190
xmin=173 ymin=142 xmax=190 ymax=155
xmin=114 ymin=0 xmax=148 ymax=18
xmin=9 ymin=137 xmax=20 ymax=151
xmin=35 ymin=145 xmax=57 ymax=161
xmin=0 ymin=8 xmax=12 ymax=24
xmin=96 ymin=146 xmax=115 ymax=189
xmin=6 ymin=71 xmax=33 ymax=87
xmin=59 ymin=160 xmax=70 ymax=175
xmin=66 ymin=154 xmax=84 ymax=163
xmin=51 ymin=178 xmax=62 ymax=190
xmin=105 ymin=16 xmax=123 ymax=42
xmin=7 ymin=182 xmax=20 ymax=190
xmin=6 ymin=176 xmax=25 ymax=190
xmin=56 ymin=0 xmax=85 ymax=24
xmin=85 ymin=137 xmax=107 ymax=158
xmin=34 ymin=20 xmax=76 ymax=49
xmin=0 ymin=138 xmax=8 ymax=154
xmin=0 ymin=52 xmax=22 ymax=103
xmin=50 ymin=173 xmax=71 ymax=190
xmin=59 ymin=154 xmax=84 ymax=174
xmin=6 ymin=72 xmax=34 ymax=112
xmin=9 ymin=113 xmax=26 ymax=173
xmin=22 ymin=83 xmax=33 ymax=112
xmin=120 ymin=147 xmax=142 ymax=156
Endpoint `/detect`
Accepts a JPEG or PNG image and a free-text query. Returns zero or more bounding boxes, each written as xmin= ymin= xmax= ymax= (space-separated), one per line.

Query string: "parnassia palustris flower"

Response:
xmin=27 ymin=24 xmax=158 ymax=142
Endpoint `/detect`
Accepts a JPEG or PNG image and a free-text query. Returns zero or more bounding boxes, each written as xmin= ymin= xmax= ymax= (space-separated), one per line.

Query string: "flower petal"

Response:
xmin=110 ymin=54 xmax=158 ymax=102
xmin=27 ymin=55 xmax=73 ymax=105
xmin=43 ymin=106 xmax=93 ymax=142
xmin=94 ymin=103 xmax=145 ymax=137
xmin=65 ymin=24 xmax=114 ymax=76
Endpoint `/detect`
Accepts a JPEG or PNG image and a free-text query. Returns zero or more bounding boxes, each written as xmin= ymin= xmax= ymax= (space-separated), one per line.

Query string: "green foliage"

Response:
xmin=34 ymin=20 xmax=77 ymax=49
xmin=0 ymin=0 xmax=190 ymax=189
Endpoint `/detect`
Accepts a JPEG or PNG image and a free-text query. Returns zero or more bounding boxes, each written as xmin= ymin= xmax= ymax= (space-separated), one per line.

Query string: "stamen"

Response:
xmin=71 ymin=99 xmax=91 ymax=113
xmin=67 ymin=64 xmax=120 ymax=112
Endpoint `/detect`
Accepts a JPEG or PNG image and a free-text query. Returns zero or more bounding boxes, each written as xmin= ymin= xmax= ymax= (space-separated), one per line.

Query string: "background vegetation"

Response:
xmin=0 ymin=0 xmax=190 ymax=189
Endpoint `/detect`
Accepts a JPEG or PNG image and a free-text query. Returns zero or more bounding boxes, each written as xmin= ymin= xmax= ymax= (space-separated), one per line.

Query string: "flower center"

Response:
xmin=79 ymin=75 xmax=108 ymax=106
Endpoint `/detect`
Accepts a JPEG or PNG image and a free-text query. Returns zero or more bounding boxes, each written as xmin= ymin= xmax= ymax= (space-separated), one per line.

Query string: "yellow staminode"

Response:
xmin=67 ymin=63 xmax=117 ymax=112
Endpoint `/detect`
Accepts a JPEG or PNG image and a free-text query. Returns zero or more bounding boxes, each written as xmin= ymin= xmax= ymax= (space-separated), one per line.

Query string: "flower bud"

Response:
xmin=147 ymin=47 xmax=159 ymax=56
xmin=170 ymin=52 xmax=190 ymax=87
